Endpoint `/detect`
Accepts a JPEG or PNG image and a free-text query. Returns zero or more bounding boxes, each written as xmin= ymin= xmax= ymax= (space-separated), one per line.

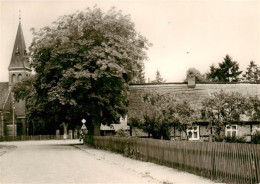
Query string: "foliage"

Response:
xmin=140 ymin=92 xmax=173 ymax=139
xmin=151 ymin=69 xmax=165 ymax=83
xmin=128 ymin=117 xmax=141 ymax=128
xmin=201 ymin=90 xmax=247 ymax=136
xmin=245 ymin=96 xmax=260 ymax=122
xmin=12 ymin=76 xmax=34 ymax=101
xmin=174 ymin=101 xmax=197 ymax=140
xmin=129 ymin=89 xmax=257 ymax=141
xmin=186 ymin=68 xmax=206 ymax=82
xmin=242 ymin=61 xmax=260 ymax=83
xmin=207 ymin=55 xmax=242 ymax=82
xmin=130 ymin=91 xmax=197 ymax=140
xmin=12 ymin=76 xmax=40 ymax=134
xmin=14 ymin=7 xmax=150 ymax=135
xmin=115 ymin=129 xmax=129 ymax=137
xmin=224 ymin=135 xmax=247 ymax=143
xmin=251 ymin=131 xmax=260 ymax=144
xmin=12 ymin=76 xmax=65 ymax=134
xmin=214 ymin=135 xmax=225 ymax=142
xmin=214 ymin=134 xmax=247 ymax=143
xmin=132 ymin=63 xmax=146 ymax=83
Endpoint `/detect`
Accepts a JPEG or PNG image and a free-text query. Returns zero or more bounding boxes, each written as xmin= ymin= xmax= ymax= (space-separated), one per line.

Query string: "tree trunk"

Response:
xmin=88 ymin=122 xmax=100 ymax=136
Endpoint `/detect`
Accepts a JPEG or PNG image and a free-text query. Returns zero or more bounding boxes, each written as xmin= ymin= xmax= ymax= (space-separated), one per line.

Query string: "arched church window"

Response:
xmin=12 ymin=74 xmax=17 ymax=83
xmin=18 ymin=74 xmax=22 ymax=82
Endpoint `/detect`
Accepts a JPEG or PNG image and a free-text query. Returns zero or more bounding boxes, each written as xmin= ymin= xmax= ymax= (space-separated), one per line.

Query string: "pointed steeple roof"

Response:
xmin=8 ymin=21 xmax=30 ymax=70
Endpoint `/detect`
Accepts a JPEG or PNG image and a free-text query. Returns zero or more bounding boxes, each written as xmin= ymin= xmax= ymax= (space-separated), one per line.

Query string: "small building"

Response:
xmin=100 ymin=116 xmax=130 ymax=136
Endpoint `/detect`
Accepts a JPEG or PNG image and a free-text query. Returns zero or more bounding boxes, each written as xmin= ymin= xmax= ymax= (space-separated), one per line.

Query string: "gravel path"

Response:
xmin=0 ymin=140 xmax=218 ymax=184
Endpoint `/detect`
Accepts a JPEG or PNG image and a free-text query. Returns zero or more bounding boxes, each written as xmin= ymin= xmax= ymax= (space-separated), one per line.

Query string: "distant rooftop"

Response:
xmin=0 ymin=82 xmax=9 ymax=110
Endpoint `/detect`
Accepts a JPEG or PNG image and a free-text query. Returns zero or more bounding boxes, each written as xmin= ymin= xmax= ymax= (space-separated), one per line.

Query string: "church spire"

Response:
xmin=19 ymin=10 xmax=21 ymax=23
xmin=8 ymin=13 xmax=31 ymax=88
xmin=8 ymin=12 xmax=30 ymax=70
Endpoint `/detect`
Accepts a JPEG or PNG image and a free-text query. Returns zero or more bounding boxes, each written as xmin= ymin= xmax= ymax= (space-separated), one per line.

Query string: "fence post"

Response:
xmin=211 ymin=145 xmax=216 ymax=180
xmin=252 ymin=152 xmax=259 ymax=184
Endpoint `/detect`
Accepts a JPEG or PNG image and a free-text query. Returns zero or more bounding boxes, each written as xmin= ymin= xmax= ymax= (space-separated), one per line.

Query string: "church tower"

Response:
xmin=8 ymin=15 xmax=31 ymax=90
xmin=5 ymin=14 xmax=32 ymax=136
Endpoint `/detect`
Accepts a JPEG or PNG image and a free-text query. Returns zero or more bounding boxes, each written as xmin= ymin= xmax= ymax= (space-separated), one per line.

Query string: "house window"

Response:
xmin=225 ymin=125 xmax=237 ymax=137
xmin=187 ymin=126 xmax=199 ymax=140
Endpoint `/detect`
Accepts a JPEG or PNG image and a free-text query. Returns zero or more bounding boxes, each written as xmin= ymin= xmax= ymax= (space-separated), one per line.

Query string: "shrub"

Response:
xmin=115 ymin=129 xmax=129 ymax=137
xmin=129 ymin=117 xmax=141 ymax=128
xmin=224 ymin=135 xmax=247 ymax=143
xmin=214 ymin=135 xmax=225 ymax=142
xmin=251 ymin=131 xmax=260 ymax=144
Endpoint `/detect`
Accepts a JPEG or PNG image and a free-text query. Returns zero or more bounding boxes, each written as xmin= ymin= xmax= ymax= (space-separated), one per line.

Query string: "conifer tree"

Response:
xmin=243 ymin=61 xmax=260 ymax=82
xmin=207 ymin=55 xmax=242 ymax=82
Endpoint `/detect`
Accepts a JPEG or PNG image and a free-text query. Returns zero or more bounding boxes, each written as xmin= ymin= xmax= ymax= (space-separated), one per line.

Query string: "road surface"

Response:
xmin=0 ymin=140 xmax=218 ymax=184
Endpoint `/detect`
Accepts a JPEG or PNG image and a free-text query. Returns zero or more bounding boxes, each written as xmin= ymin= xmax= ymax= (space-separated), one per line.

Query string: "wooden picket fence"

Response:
xmin=85 ymin=136 xmax=260 ymax=184
xmin=0 ymin=135 xmax=65 ymax=142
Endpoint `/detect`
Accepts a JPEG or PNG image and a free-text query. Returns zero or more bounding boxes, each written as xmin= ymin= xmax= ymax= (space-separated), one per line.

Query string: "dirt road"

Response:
xmin=0 ymin=140 xmax=217 ymax=184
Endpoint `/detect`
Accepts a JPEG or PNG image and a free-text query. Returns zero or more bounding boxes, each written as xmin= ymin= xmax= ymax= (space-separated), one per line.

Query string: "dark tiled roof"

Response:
xmin=0 ymin=82 xmax=9 ymax=110
xmin=0 ymin=82 xmax=26 ymax=116
xmin=9 ymin=22 xmax=30 ymax=70
xmin=128 ymin=83 xmax=260 ymax=119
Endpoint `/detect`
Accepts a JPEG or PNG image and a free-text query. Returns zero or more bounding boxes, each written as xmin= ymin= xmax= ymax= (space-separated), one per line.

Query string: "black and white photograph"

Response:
xmin=0 ymin=0 xmax=259 ymax=183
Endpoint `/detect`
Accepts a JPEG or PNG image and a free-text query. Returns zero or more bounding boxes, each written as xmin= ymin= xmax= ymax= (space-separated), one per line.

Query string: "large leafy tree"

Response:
xmin=201 ymin=90 xmax=247 ymax=136
xmin=16 ymin=7 xmax=150 ymax=135
xmin=242 ymin=61 xmax=260 ymax=83
xmin=207 ymin=55 xmax=242 ymax=82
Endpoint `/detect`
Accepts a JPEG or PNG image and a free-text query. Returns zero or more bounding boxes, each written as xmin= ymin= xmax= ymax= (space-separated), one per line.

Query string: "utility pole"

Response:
xmin=12 ymin=93 xmax=16 ymax=139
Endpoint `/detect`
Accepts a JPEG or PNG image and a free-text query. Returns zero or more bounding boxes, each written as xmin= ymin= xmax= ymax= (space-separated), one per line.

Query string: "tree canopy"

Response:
xmin=130 ymin=91 xmax=197 ymax=140
xmin=151 ymin=69 xmax=165 ymax=83
xmin=207 ymin=55 xmax=242 ymax=82
xmin=201 ymin=90 xmax=247 ymax=136
xmin=14 ymin=7 xmax=150 ymax=135
xmin=141 ymin=92 xmax=174 ymax=139
xmin=245 ymin=96 xmax=260 ymax=122
xmin=186 ymin=68 xmax=205 ymax=82
xmin=242 ymin=61 xmax=260 ymax=83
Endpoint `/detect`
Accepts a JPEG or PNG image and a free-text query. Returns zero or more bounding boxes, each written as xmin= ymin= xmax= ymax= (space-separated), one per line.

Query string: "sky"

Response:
xmin=0 ymin=0 xmax=259 ymax=82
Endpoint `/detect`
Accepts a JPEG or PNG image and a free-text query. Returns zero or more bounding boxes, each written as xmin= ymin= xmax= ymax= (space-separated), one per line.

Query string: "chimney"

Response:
xmin=187 ymin=75 xmax=196 ymax=88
